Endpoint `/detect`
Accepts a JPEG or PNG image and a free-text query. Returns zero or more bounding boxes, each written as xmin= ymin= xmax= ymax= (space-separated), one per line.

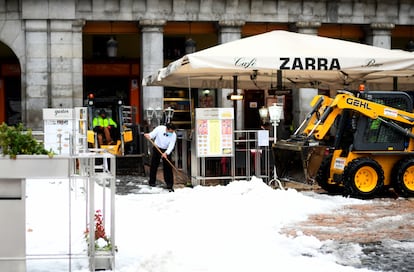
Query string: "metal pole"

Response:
xmin=233 ymin=75 xmax=238 ymax=130
xmin=393 ymin=76 xmax=398 ymax=91
xmin=269 ymin=121 xmax=284 ymax=189
xmin=232 ymin=76 xmax=238 ymax=182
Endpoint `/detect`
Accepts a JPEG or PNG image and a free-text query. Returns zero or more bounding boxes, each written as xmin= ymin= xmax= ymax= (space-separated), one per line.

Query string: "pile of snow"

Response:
xmin=26 ymin=177 xmax=372 ymax=272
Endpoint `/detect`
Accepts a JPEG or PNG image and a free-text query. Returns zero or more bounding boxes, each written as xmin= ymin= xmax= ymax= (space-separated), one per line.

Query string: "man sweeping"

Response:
xmin=144 ymin=123 xmax=177 ymax=192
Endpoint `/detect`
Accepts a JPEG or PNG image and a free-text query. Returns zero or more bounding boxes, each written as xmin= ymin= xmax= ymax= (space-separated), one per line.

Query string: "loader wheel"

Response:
xmin=394 ymin=158 xmax=414 ymax=197
xmin=315 ymin=155 xmax=343 ymax=194
xmin=343 ymin=157 xmax=384 ymax=199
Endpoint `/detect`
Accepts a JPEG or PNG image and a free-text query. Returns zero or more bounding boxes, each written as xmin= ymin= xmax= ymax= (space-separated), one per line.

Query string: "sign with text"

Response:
xmin=43 ymin=107 xmax=88 ymax=155
xmin=43 ymin=108 xmax=74 ymax=155
xmin=196 ymin=108 xmax=234 ymax=157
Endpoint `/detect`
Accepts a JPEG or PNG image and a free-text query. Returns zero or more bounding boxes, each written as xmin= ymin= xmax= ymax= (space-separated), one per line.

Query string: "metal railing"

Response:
xmin=161 ymin=129 xmax=272 ymax=186
xmin=0 ymin=152 xmax=117 ymax=271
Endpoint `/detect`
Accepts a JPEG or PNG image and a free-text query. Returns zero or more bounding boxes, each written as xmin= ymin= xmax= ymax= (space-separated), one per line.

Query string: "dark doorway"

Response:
xmin=4 ymin=77 xmax=21 ymax=125
xmin=243 ymin=90 xmax=265 ymax=129
xmin=0 ymin=41 xmax=21 ymax=125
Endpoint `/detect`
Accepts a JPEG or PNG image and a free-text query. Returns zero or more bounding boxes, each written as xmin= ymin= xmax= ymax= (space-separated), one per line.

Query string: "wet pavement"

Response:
xmin=115 ymin=165 xmax=190 ymax=195
xmin=115 ymin=174 xmax=181 ymax=194
xmin=360 ymin=240 xmax=414 ymax=271
xmin=281 ymin=194 xmax=414 ymax=272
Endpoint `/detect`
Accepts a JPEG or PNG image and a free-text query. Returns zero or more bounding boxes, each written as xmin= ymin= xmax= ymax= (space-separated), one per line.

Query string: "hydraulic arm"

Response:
xmin=298 ymin=92 xmax=414 ymax=141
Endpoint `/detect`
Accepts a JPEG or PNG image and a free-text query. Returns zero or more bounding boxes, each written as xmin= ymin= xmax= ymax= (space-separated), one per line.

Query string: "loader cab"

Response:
xmin=86 ymin=95 xmax=122 ymax=140
xmin=352 ymin=91 xmax=413 ymax=151
xmin=332 ymin=91 xmax=413 ymax=156
xmin=85 ymin=94 xmax=140 ymax=155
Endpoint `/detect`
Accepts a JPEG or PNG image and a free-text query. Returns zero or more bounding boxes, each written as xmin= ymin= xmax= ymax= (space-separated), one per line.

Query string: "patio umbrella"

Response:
xmin=143 ymin=30 xmax=414 ymax=90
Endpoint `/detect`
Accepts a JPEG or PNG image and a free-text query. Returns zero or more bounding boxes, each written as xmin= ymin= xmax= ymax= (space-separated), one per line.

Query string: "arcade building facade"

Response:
xmin=0 ymin=0 xmax=413 ymax=132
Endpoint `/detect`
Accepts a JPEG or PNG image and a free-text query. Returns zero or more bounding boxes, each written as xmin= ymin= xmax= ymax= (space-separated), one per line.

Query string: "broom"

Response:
xmin=145 ymin=137 xmax=192 ymax=186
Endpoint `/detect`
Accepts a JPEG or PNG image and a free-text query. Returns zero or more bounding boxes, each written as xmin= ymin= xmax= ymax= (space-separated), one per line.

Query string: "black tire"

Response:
xmin=394 ymin=157 xmax=414 ymax=197
xmin=343 ymin=157 xmax=384 ymax=199
xmin=315 ymin=155 xmax=343 ymax=194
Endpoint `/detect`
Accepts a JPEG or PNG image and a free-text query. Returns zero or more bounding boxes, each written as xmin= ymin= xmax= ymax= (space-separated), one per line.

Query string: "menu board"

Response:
xmin=43 ymin=107 xmax=88 ymax=155
xmin=196 ymin=108 xmax=234 ymax=157
xmin=43 ymin=108 xmax=74 ymax=155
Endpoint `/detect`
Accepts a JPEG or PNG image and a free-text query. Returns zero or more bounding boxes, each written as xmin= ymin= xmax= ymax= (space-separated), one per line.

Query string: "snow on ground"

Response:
xmin=25 ymin=177 xmax=374 ymax=272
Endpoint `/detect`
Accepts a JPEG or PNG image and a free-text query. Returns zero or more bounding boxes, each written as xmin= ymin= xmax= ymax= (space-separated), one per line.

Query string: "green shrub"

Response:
xmin=0 ymin=123 xmax=54 ymax=159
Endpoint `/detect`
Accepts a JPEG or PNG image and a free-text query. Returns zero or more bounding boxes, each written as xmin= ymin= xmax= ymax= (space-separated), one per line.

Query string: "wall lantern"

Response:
xmin=258 ymin=106 xmax=269 ymax=124
xmin=406 ymin=40 xmax=414 ymax=52
xmin=164 ymin=107 xmax=175 ymax=124
xmin=407 ymin=26 xmax=414 ymax=52
xmin=268 ymin=103 xmax=283 ymax=124
xmin=146 ymin=106 xmax=164 ymax=127
xmin=107 ymin=36 xmax=118 ymax=57
xmin=145 ymin=107 xmax=154 ymax=121
xmin=185 ymin=22 xmax=196 ymax=54
xmin=154 ymin=107 xmax=163 ymax=123
xmin=227 ymin=94 xmax=244 ymax=100
xmin=185 ymin=38 xmax=196 ymax=54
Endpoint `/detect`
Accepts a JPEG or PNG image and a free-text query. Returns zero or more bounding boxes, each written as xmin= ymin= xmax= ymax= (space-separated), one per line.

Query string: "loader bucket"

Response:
xmin=272 ymin=140 xmax=327 ymax=184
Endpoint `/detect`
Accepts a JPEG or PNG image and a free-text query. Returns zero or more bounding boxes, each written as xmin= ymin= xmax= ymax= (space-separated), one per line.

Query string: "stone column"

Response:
xmin=72 ymin=20 xmax=85 ymax=107
xmin=218 ymin=20 xmax=245 ymax=130
xmin=368 ymin=23 xmax=395 ymax=49
xmin=365 ymin=23 xmax=395 ymax=90
xmin=293 ymin=22 xmax=321 ymax=130
xmin=24 ymin=20 xmax=49 ymax=130
xmin=24 ymin=19 xmax=83 ymax=130
xmin=140 ymin=19 xmax=166 ymax=123
xmin=50 ymin=20 xmax=81 ymax=108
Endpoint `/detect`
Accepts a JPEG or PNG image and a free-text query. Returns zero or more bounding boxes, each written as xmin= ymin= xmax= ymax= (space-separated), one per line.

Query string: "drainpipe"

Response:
xmin=47 ymin=19 xmax=52 ymax=108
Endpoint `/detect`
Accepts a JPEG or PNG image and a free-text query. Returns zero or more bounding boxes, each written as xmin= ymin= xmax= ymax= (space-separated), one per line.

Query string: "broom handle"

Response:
xmin=145 ymin=136 xmax=179 ymax=172
xmin=146 ymin=135 xmax=197 ymax=186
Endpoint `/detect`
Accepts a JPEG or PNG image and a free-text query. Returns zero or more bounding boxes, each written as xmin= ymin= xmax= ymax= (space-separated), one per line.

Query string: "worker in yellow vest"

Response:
xmin=93 ymin=109 xmax=117 ymax=145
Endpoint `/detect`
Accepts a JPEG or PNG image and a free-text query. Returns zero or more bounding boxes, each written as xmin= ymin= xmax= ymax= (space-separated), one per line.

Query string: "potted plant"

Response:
xmin=0 ymin=122 xmax=53 ymax=158
xmin=0 ymin=123 xmax=58 ymax=270
xmin=0 ymin=123 xmax=73 ymax=180
xmin=84 ymin=210 xmax=115 ymax=270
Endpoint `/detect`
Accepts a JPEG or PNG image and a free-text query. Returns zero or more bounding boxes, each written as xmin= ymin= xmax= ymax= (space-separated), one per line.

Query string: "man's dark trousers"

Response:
xmin=149 ymin=146 xmax=174 ymax=189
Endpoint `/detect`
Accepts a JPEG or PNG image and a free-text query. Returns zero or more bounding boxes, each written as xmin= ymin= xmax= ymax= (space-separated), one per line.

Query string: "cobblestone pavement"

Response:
xmin=281 ymin=195 xmax=414 ymax=243
xmin=279 ymin=185 xmax=414 ymax=272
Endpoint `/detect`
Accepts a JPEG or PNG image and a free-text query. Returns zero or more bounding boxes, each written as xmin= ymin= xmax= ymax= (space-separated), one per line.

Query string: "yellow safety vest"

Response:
xmin=93 ymin=116 xmax=117 ymax=128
